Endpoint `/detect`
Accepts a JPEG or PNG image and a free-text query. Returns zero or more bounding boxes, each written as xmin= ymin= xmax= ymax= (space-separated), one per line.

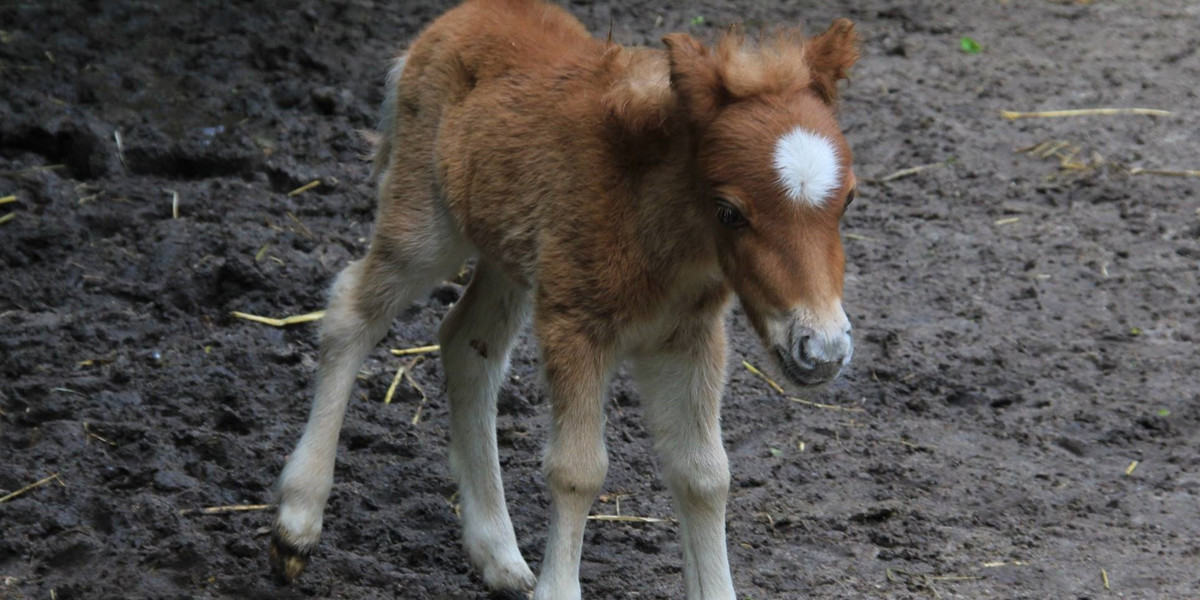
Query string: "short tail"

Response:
xmin=363 ymin=53 xmax=408 ymax=183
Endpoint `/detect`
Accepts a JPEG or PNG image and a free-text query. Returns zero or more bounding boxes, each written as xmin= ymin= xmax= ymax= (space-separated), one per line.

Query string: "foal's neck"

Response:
xmin=600 ymin=48 xmax=722 ymax=294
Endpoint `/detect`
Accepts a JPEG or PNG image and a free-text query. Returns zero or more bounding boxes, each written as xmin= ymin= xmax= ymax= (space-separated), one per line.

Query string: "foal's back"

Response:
xmin=382 ymin=0 xmax=624 ymax=285
xmin=421 ymin=0 xmax=598 ymax=79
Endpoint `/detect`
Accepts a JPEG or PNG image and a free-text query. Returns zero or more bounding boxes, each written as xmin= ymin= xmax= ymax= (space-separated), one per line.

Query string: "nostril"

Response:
xmin=795 ymin=335 xmax=812 ymax=362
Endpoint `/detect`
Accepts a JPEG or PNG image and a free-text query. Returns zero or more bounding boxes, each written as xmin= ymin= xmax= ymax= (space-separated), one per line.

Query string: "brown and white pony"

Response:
xmin=270 ymin=1 xmax=859 ymax=598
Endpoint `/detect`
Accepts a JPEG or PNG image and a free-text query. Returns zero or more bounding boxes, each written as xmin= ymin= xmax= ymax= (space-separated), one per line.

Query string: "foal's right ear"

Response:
xmin=806 ymin=19 xmax=860 ymax=104
xmin=663 ymin=33 xmax=726 ymax=126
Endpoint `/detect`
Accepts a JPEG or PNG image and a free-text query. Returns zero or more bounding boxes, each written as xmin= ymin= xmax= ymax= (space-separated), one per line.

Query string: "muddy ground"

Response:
xmin=2 ymin=0 xmax=1198 ymax=598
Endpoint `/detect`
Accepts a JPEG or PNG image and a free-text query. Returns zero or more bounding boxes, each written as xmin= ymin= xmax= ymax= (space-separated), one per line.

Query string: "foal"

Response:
xmin=270 ymin=1 xmax=860 ymax=598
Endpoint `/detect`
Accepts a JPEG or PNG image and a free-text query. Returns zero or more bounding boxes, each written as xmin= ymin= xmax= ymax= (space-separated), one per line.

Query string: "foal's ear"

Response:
xmin=806 ymin=18 xmax=859 ymax=104
xmin=663 ymin=33 xmax=726 ymax=125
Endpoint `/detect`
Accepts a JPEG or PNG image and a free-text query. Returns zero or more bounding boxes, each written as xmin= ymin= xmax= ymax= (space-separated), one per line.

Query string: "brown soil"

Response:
xmin=2 ymin=1 xmax=1198 ymax=599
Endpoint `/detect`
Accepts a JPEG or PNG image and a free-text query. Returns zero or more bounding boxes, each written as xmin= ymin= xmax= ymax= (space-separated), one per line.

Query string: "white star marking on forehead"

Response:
xmin=772 ymin=127 xmax=841 ymax=208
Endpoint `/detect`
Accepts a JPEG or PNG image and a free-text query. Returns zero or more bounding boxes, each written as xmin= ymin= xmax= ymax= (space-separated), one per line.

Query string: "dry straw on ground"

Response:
xmin=391 ymin=345 xmax=440 ymax=356
xmin=230 ymin=310 xmax=325 ymax=327
xmin=285 ymin=211 xmax=315 ymax=239
xmin=742 ymin=360 xmax=864 ymax=412
xmin=1001 ymin=107 xmax=1170 ymax=120
xmin=165 ymin=189 xmax=179 ymax=219
xmin=178 ymin=504 xmax=273 ymax=516
xmin=287 ymin=180 xmax=321 ymax=196
xmin=871 ymin=162 xmax=945 ymax=183
xmin=0 ymin=473 xmax=63 ymax=504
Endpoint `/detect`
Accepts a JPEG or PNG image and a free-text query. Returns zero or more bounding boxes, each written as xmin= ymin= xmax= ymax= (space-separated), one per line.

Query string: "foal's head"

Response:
xmin=666 ymin=20 xmax=860 ymax=388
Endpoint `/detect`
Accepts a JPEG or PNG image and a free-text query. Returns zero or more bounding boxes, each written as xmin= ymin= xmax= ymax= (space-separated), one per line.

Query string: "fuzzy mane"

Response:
xmin=662 ymin=20 xmax=859 ymax=127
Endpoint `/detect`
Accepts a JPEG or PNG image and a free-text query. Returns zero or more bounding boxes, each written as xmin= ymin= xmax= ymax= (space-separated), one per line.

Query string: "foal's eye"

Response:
xmin=842 ymin=188 xmax=857 ymax=215
xmin=715 ymin=200 xmax=748 ymax=229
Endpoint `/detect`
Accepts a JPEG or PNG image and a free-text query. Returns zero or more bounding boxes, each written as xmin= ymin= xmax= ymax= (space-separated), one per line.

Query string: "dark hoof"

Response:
xmin=269 ymin=530 xmax=311 ymax=585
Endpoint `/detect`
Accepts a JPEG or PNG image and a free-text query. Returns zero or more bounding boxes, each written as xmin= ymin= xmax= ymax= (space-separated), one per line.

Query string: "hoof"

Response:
xmin=479 ymin=558 xmax=535 ymax=596
xmin=269 ymin=530 xmax=312 ymax=585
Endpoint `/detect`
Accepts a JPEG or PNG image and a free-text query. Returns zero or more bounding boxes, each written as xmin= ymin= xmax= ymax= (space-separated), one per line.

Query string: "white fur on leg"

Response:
xmin=535 ymin=434 xmax=608 ymax=600
xmin=634 ymin=340 xmax=735 ymax=600
xmin=441 ymin=262 xmax=535 ymax=592
xmin=533 ymin=354 xmax=612 ymax=600
xmin=274 ymin=230 xmax=470 ymax=560
xmin=274 ymin=260 xmax=393 ymax=553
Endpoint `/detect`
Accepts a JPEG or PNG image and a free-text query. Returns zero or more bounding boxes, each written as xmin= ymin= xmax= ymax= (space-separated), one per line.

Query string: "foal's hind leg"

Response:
xmin=439 ymin=260 xmax=535 ymax=593
xmin=270 ymin=202 xmax=469 ymax=583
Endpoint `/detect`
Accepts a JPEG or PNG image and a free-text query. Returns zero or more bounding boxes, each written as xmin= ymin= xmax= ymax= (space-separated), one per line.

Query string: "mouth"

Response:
xmin=773 ymin=346 xmax=842 ymax=388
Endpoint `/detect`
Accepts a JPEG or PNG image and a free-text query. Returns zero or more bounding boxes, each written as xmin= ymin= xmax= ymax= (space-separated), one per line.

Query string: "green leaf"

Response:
xmin=1130 ymin=327 xmax=1143 ymax=336
xmin=960 ymin=36 xmax=982 ymax=54
xmin=691 ymin=15 xmax=706 ymax=26
xmin=768 ymin=447 xmax=782 ymax=457
xmin=1157 ymin=408 xmax=1171 ymax=417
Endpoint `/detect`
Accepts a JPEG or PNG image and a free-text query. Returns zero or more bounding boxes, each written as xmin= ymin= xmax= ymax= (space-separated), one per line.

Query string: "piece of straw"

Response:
xmin=287 ymin=180 xmax=321 ymax=197
xmin=743 ymin=360 xmax=864 ymax=412
xmin=844 ymin=233 xmax=879 ymax=242
xmin=587 ymin=514 xmax=671 ymax=523
xmin=1001 ymin=108 xmax=1171 ymax=120
xmin=0 ymin=195 xmax=15 ymax=205
xmin=981 ymin=560 xmax=1028 ymax=568
xmin=789 ymin=397 xmax=865 ymax=413
xmin=874 ymin=162 xmax=945 ymax=183
xmin=1124 ymin=460 xmax=1138 ymax=476
xmin=83 ymin=422 xmax=117 ymax=447
xmin=285 ymin=211 xmax=315 ymax=239
xmin=178 ymin=503 xmax=273 ymax=516
xmin=1129 ymin=167 xmax=1200 ymax=178
xmin=383 ymin=361 xmax=408 ymax=405
xmin=994 ymin=217 xmax=1021 ymax=226
xmin=165 ymin=189 xmax=179 ymax=219
xmin=742 ymin=360 xmax=784 ymax=394
xmin=390 ymin=345 xmax=440 ymax=357
xmin=113 ymin=130 xmax=127 ymax=169
xmin=230 ymin=310 xmax=325 ymax=327
xmin=0 ymin=473 xmax=62 ymax=504
xmin=0 ymin=213 xmax=14 ymax=225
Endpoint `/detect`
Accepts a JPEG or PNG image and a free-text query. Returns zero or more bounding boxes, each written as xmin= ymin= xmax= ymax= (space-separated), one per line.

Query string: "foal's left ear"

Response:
xmin=663 ymin=33 xmax=725 ymax=126
xmin=807 ymin=19 xmax=860 ymax=104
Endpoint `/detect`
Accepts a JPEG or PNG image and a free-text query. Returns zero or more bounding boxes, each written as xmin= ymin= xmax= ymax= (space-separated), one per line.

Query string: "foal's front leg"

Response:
xmin=632 ymin=318 xmax=735 ymax=599
xmin=439 ymin=260 xmax=535 ymax=592
xmin=533 ymin=324 xmax=614 ymax=600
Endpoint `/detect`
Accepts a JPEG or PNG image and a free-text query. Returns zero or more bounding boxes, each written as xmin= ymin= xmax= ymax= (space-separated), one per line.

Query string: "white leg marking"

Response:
xmin=275 ymin=259 xmax=393 ymax=553
xmin=441 ymin=261 xmax=535 ymax=592
xmin=273 ymin=226 xmax=469 ymax=561
xmin=634 ymin=326 xmax=735 ymax=600
xmin=533 ymin=344 xmax=613 ymax=600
